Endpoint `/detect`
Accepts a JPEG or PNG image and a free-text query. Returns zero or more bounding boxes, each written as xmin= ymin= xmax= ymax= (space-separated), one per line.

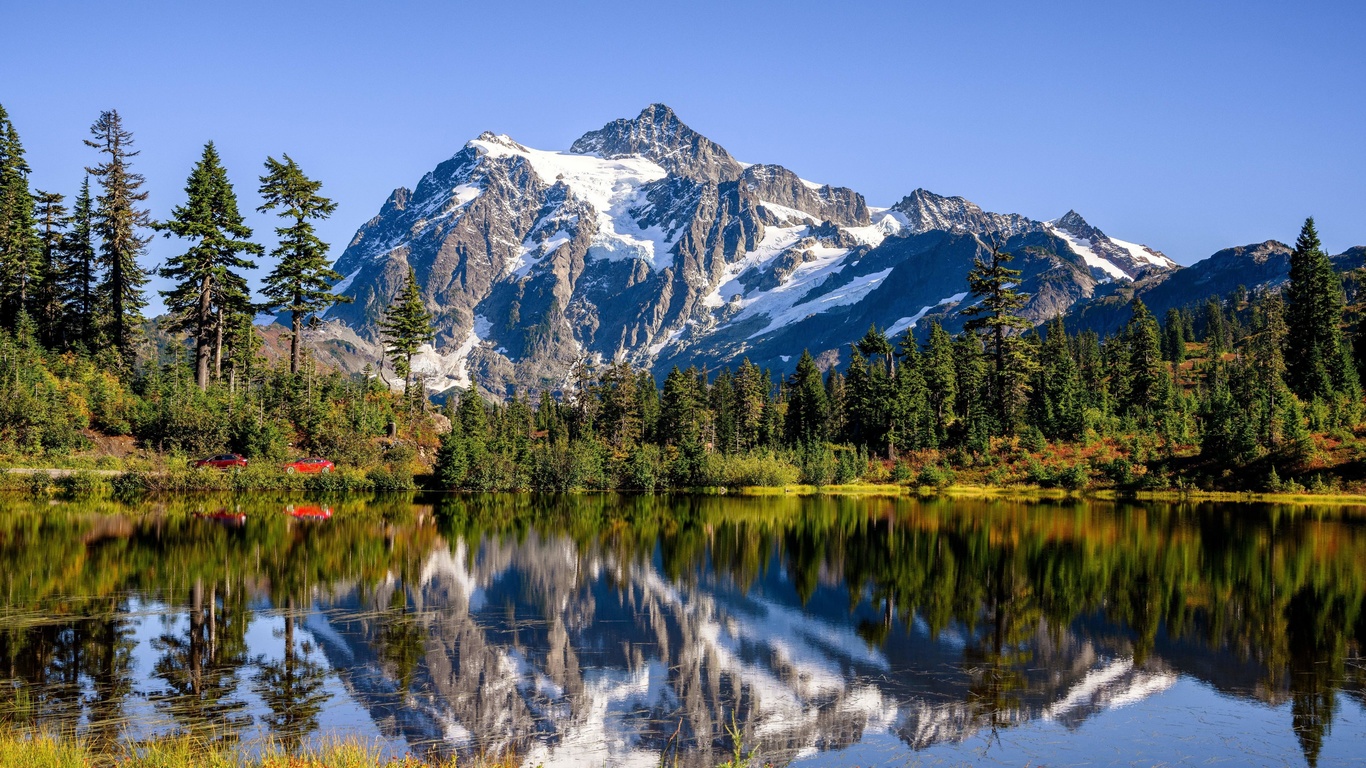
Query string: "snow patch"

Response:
xmin=469 ymin=135 xmax=677 ymax=272
xmin=407 ymin=314 xmax=492 ymax=391
xmin=1110 ymin=236 xmax=1175 ymax=268
xmin=1045 ymin=222 xmax=1129 ymax=281
xmin=886 ymin=292 xmax=969 ymax=338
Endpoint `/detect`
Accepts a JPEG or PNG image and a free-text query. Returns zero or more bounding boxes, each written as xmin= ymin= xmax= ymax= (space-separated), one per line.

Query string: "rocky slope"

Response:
xmin=307 ymin=104 xmax=1346 ymax=397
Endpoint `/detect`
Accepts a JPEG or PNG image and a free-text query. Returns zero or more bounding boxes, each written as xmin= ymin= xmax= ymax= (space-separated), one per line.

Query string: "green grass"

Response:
xmin=0 ymin=731 xmax=520 ymax=768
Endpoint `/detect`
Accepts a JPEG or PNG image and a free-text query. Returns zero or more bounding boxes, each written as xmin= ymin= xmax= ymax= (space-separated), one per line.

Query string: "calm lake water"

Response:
xmin=0 ymin=493 xmax=1363 ymax=767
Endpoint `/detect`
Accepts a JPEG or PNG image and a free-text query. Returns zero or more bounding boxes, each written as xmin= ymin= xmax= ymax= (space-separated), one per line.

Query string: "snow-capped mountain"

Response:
xmin=317 ymin=104 xmax=1183 ymax=396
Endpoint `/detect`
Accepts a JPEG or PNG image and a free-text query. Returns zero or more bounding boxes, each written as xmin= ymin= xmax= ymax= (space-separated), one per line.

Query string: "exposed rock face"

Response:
xmin=569 ymin=103 xmax=745 ymax=183
xmin=310 ymin=104 xmax=1366 ymax=398
xmin=890 ymin=188 xmax=1040 ymax=238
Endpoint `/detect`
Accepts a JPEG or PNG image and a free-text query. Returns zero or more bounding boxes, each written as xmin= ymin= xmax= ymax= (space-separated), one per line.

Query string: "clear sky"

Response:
xmin=3 ymin=0 xmax=1363 ymax=315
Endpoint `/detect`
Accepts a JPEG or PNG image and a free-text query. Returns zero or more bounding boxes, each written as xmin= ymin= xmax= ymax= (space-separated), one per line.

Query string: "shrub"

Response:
xmin=1058 ymin=463 xmax=1090 ymax=490
xmin=891 ymin=461 xmax=914 ymax=484
xmin=621 ymin=445 xmax=663 ymax=491
xmin=367 ymin=466 xmax=416 ymax=492
xmin=916 ymin=464 xmax=956 ymax=489
xmin=798 ymin=442 xmax=835 ymax=486
xmin=111 ymin=470 xmax=151 ymax=500
xmin=57 ymin=471 xmax=102 ymax=498
xmin=833 ymin=446 xmax=861 ymax=485
xmin=26 ymin=473 xmax=53 ymax=497
xmin=720 ymin=452 xmax=801 ymax=488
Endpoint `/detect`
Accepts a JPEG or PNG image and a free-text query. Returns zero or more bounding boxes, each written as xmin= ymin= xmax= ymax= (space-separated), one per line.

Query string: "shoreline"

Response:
xmin=7 ymin=467 xmax=1366 ymax=507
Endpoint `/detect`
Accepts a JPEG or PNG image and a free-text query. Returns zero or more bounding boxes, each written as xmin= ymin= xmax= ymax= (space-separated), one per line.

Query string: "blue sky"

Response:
xmin=3 ymin=0 xmax=1363 ymax=315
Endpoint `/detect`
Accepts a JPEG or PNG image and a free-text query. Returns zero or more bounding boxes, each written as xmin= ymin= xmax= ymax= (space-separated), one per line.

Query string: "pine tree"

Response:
xmin=377 ymin=266 xmax=434 ymax=401
xmin=1162 ymin=308 xmax=1186 ymax=365
xmin=785 ymin=350 xmax=828 ymax=446
xmin=1123 ymin=298 xmax=1169 ymax=419
xmin=0 ymin=104 xmax=41 ymax=331
xmin=962 ymin=241 xmax=1035 ymax=433
xmin=659 ymin=365 xmax=703 ymax=446
xmin=31 ymin=190 xmax=68 ymax=347
xmin=258 ymin=154 xmax=349 ymax=374
xmin=921 ymin=322 xmax=957 ymax=442
xmin=1032 ymin=316 xmax=1084 ymax=439
xmin=63 ymin=177 xmax=99 ymax=349
xmin=85 ymin=109 xmax=151 ymax=368
xmin=733 ymin=358 xmax=768 ymax=451
xmin=157 ymin=142 xmax=261 ymax=389
xmin=1285 ymin=217 xmax=1352 ymax=401
xmin=1250 ymin=292 xmax=1292 ymax=448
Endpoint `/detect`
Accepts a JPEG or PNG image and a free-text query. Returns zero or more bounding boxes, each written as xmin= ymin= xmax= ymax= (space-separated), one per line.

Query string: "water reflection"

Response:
xmin=0 ymin=494 xmax=1362 ymax=766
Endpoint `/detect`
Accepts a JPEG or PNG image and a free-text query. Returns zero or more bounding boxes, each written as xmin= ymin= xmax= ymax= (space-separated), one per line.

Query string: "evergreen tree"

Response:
xmin=733 ymin=358 xmax=768 ymax=451
xmin=1250 ymin=293 xmax=1292 ymax=448
xmin=377 ymin=266 xmax=434 ymax=401
xmin=0 ymin=104 xmax=40 ymax=331
xmin=31 ymin=190 xmax=68 ymax=347
xmin=1285 ymin=217 xmax=1353 ymax=401
xmin=157 ymin=142 xmax=261 ymax=389
xmin=1123 ymin=298 xmax=1169 ymax=419
xmin=962 ymin=241 xmax=1035 ymax=432
xmin=597 ymin=361 xmax=644 ymax=450
xmin=1162 ymin=307 xmax=1186 ymax=365
xmin=785 ymin=350 xmax=828 ymax=446
xmin=952 ymin=333 xmax=990 ymax=452
xmin=659 ymin=365 xmax=703 ymax=446
xmin=258 ymin=154 xmax=349 ymax=374
xmin=63 ymin=177 xmax=99 ymax=349
xmin=1032 ymin=316 xmax=1084 ymax=439
xmin=921 ymin=322 xmax=957 ymax=442
xmin=85 ymin=109 xmax=151 ymax=368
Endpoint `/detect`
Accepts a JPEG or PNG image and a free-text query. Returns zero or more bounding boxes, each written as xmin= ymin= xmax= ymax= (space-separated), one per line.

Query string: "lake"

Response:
xmin=0 ymin=493 xmax=1363 ymax=767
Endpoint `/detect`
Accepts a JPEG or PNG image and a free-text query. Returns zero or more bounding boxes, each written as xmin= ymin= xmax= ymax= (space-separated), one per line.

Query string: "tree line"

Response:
xmin=4 ymin=102 xmax=1365 ymax=491
xmin=0 ymin=104 xmax=350 ymax=384
xmin=435 ymin=218 xmax=1366 ymax=491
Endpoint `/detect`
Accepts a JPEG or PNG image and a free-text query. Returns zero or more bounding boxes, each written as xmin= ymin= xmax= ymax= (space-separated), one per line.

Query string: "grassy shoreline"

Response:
xmin=9 ymin=466 xmax=1366 ymax=508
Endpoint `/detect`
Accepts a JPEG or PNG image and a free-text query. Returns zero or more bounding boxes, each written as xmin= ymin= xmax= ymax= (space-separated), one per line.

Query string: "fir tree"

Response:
xmin=659 ymin=365 xmax=703 ymax=446
xmin=1032 ymin=316 xmax=1084 ymax=439
xmin=1162 ymin=307 xmax=1186 ymax=365
xmin=157 ymin=142 xmax=261 ymax=389
xmin=921 ymin=322 xmax=957 ymax=442
xmin=63 ymin=177 xmax=99 ymax=349
xmin=1123 ymin=298 xmax=1169 ymax=419
xmin=1285 ymin=217 xmax=1353 ymax=401
xmin=785 ymin=350 xmax=828 ymax=445
xmin=85 ymin=109 xmax=151 ymax=368
xmin=0 ymin=104 xmax=41 ymax=331
xmin=258 ymin=154 xmax=349 ymax=374
xmin=377 ymin=266 xmax=434 ymax=401
xmin=31 ymin=190 xmax=68 ymax=347
xmin=962 ymin=241 xmax=1035 ymax=432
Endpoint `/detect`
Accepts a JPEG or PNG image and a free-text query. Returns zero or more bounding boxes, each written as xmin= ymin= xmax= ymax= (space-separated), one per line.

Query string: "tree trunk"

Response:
xmin=196 ymin=275 xmax=212 ymax=390
xmin=213 ymin=304 xmax=224 ymax=380
xmin=289 ymin=311 xmax=302 ymax=374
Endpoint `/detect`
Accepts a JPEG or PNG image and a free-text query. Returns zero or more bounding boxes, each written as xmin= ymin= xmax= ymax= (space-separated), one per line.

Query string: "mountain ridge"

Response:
xmin=298 ymin=104 xmax=1351 ymax=398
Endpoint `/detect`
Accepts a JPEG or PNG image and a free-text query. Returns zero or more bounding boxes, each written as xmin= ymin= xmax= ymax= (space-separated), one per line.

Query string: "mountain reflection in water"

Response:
xmin=0 ymin=494 xmax=1362 ymax=767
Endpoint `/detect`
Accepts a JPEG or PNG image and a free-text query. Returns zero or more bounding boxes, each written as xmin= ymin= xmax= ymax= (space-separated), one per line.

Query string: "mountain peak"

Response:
xmin=1055 ymin=210 xmax=1089 ymax=229
xmin=891 ymin=188 xmax=1037 ymax=237
xmin=569 ymin=104 xmax=743 ymax=183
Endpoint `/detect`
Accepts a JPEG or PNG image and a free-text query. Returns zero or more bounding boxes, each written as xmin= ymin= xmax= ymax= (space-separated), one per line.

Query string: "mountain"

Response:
xmin=312 ymin=104 xmax=1199 ymax=397
xmin=1065 ymin=241 xmax=1366 ymax=337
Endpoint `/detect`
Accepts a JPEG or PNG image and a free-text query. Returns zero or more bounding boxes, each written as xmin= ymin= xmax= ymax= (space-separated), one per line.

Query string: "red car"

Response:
xmin=283 ymin=457 xmax=334 ymax=475
xmin=194 ymin=453 xmax=248 ymax=470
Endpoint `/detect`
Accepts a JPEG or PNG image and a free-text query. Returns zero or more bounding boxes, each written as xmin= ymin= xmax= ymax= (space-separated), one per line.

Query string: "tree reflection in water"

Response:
xmin=0 ymin=492 xmax=1358 ymax=767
